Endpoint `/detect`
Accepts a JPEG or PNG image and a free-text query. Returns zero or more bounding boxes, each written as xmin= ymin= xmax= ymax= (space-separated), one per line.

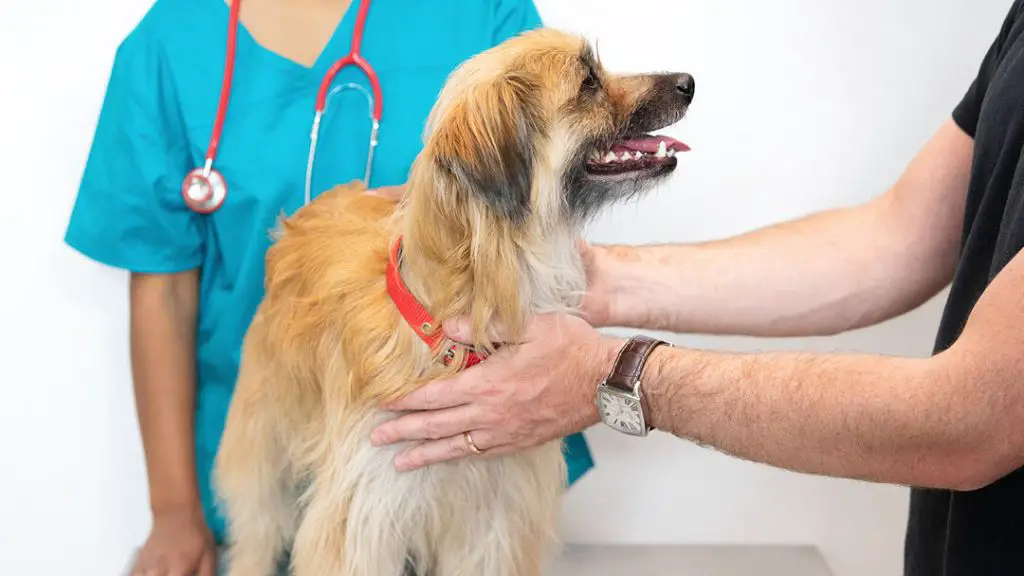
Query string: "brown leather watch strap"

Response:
xmin=605 ymin=334 xmax=668 ymax=394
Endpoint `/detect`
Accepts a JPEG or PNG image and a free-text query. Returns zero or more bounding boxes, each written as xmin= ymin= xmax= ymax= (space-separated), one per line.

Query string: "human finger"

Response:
xmin=135 ymin=562 xmax=163 ymax=576
xmin=382 ymin=376 xmax=471 ymax=411
xmin=393 ymin=430 xmax=499 ymax=471
xmin=125 ymin=553 xmax=144 ymax=576
xmin=442 ymin=316 xmax=516 ymax=345
xmin=168 ymin=555 xmax=198 ymax=576
xmin=362 ymin=185 xmax=405 ymax=201
xmin=130 ymin=555 xmax=161 ymax=576
xmin=370 ymin=405 xmax=482 ymax=446
xmin=197 ymin=548 xmax=217 ymax=576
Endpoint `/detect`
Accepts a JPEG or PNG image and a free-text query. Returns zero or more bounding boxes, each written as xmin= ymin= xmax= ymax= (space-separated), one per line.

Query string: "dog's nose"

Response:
xmin=674 ymin=73 xmax=696 ymax=102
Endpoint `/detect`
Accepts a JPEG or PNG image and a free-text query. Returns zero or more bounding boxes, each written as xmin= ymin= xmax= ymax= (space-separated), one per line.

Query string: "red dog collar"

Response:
xmin=385 ymin=236 xmax=482 ymax=369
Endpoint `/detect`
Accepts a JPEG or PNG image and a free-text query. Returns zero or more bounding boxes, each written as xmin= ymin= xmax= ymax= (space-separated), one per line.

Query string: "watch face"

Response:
xmin=597 ymin=388 xmax=646 ymax=436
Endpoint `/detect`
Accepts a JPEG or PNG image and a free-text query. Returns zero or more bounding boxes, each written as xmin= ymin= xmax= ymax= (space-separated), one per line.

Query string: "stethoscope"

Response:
xmin=181 ymin=0 xmax=382 ymax=214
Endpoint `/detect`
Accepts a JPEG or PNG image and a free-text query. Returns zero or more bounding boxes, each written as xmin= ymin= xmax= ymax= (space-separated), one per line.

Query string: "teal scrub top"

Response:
xmin=65 ymin=0 xmax=594 ymax=544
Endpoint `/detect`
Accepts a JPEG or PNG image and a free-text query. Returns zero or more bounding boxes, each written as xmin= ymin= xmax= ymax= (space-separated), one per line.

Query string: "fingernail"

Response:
xmin=394 ymin=455 xmax=411 ymax=471
xmin=443 ymin=317 xmax=470 ymax=341
xmin=370 ymin=429 xmax=386 ymax=446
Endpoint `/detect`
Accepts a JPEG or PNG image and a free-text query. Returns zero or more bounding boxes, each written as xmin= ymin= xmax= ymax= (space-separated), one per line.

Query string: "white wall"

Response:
xmin=0 ymin=1 xmax=1011 ymax=575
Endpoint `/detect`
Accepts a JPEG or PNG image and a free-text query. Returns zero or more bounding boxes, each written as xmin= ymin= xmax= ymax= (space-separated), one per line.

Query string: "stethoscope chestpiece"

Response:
xmin=182 ymin=167 xmax=228 ymax=214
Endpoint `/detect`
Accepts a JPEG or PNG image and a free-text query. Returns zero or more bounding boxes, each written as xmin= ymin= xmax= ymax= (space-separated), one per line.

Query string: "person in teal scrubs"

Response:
xmin=65 ymin=0 xmax=593 ymax=573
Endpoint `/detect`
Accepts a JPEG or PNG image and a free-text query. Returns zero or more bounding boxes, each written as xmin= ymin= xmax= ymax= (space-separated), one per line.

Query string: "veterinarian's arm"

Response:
xmin=129 ymin=271 xmax=216 ymax=574
xmin=376 ymin=248 xmax=1024 ymax=490
xmin=584 ymin=118 xmax=973 ymax=337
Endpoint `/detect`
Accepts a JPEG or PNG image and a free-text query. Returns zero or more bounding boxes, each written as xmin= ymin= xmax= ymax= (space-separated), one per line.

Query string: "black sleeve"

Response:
xmin=954 ymin=0 xmax=1024 ymax=137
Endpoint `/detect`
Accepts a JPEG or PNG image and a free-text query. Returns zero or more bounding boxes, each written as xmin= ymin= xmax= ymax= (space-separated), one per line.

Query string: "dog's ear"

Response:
xmin=430 ymin=73 xmax=544 ymax=226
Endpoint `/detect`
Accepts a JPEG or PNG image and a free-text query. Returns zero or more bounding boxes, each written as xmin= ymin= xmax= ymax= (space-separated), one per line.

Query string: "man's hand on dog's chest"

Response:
xmin=369 ymin=313 xmax=615 ymax=471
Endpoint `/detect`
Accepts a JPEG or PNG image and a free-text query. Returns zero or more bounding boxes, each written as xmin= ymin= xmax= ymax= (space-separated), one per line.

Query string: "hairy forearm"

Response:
xmin=129 ymin=271 xmax=201 ymax=513
xmin=597 ymin=198 xmax=952 ymax=337
xmin=635 ymin=342 xmax=1008 ymax=491
xmin=594 ymin=119 xmax=970 ymax=337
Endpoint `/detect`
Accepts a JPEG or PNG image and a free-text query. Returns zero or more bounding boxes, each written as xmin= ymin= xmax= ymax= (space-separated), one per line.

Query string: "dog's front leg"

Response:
xmin=431 ymin=444 xmax=565 ymax=576
xmin=290 ymin=462 xmax=415 ymax=576
xmin=289 ymin=477 xmax=354 ymax=575
xmin=215 ymin=336 xmax=298 ymax=576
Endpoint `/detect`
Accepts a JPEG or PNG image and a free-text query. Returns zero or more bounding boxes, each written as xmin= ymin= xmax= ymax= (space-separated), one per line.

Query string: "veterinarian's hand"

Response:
xmin=129 ymin=504 xmax=217 ymax=576
xmin=577 ymin=238 xmax=613 ymax=327
xmin=362 ymin=184 xmax=406 ymax=202
xmin=370 ymin=314 xmax=619 ymax=470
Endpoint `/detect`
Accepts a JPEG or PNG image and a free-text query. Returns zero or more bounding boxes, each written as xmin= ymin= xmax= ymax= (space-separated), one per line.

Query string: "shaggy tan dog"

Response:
xmin=213 ymin=27 xmax=694 ymax=576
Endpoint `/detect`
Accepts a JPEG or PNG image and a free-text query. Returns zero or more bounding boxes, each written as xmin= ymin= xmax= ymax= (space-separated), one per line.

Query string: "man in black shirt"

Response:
xmin=369 ymin=2 xmax=1024 ymax=574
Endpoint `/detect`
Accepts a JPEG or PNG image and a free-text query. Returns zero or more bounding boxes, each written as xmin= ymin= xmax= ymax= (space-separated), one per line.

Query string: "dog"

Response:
xmin=213 ymin=28 xmax=694 ymax=576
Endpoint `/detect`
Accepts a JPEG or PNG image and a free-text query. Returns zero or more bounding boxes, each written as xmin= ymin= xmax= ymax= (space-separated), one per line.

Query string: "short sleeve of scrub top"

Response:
xmin=492 ymin=0 xmax=543 ymax=44
xmin=65 ymin=14 xmax=202 ymax=274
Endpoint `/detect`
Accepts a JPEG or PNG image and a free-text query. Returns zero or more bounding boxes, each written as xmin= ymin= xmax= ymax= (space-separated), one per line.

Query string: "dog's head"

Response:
xmin=417 ymin=28 xmax=694 ymax=228
xmin=399 ymin=28 xmax=694 ymax=349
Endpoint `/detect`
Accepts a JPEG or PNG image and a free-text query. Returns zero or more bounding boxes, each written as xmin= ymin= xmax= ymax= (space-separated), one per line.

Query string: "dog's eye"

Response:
xmin=581 ymin=69 xmax=599 ymax=92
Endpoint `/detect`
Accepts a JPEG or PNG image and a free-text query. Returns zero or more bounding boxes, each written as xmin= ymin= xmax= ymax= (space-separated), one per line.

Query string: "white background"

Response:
xmin=0 ymin=0 xmax=1012 ymax=575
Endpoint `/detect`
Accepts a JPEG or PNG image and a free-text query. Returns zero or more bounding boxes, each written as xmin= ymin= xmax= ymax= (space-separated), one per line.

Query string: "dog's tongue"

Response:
xmin=612 ymin=135 xmax=690 ymax=155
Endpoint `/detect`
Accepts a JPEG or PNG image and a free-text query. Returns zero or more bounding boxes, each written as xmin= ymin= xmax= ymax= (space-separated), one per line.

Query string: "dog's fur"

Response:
xmin=213 ymin=28 xmax=693 ymax=576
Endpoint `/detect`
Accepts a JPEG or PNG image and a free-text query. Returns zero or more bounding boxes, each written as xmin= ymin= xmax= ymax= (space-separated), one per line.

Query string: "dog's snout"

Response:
xmin=674 ymin=73 xmax=695 ymax=102
xmin=619 ymin=72 xmax=694 ymax=138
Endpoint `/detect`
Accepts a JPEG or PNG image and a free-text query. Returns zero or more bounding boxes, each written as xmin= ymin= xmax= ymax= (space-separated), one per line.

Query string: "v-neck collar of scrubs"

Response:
xmin=214 ymin=0 xmax=358 ymax=75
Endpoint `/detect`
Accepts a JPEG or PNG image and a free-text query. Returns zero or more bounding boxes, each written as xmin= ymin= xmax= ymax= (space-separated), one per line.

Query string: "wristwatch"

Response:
xmin=595 ymin=335 xmax=670 ymax=437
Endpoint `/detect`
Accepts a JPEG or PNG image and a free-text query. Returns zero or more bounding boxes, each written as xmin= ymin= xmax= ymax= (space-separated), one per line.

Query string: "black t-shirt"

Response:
xmin=905 ymin=1 xmax=1024 ymax=574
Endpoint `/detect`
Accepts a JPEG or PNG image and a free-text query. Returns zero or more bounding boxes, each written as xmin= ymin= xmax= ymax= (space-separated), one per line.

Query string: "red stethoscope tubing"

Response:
xmin=316 ymin=0 xmax=381 ymax=119
xmin=183 ymin=0 xmax=381 ymax=214
xmin=205 ymin=0 xmax=242 ymax=168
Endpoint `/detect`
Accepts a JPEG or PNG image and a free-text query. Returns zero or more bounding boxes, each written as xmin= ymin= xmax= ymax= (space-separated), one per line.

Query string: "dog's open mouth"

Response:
xmin=585 ymin=134 xmax=690 ymax=176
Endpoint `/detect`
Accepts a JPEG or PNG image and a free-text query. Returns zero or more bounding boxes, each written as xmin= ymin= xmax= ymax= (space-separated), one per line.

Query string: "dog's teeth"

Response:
xmin=667 ymin=149 xmax=676 ymax=158
xmin=589 ymin=150 xmax=600 ymax=161
xmin=633 ymin=151 xmax=643 ymax=159
xmin=603 ymin=152 xmax=617 ymax=163
xmin=620 ymin=152 xmax=632 ymax=161
xmin=656 ymin=141 xmax=667 ymax=158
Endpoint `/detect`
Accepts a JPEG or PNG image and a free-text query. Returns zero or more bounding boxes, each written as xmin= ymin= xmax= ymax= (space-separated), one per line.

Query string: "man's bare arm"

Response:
xmin=129 ymin=270 xmax=201 ymax=515
xmin=589 ymin=118 xmax=974 ymax=337
xmin=639 ymin=246 xmax=1024 ymax=491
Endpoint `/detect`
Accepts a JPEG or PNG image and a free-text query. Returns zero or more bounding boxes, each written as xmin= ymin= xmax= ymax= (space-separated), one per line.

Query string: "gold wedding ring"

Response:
xmin=463 ymin=431 xmax=483 ymax=455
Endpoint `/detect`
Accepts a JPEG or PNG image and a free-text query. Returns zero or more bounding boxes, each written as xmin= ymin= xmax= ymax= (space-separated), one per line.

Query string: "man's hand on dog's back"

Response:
xmin=361 ymin=184 xmax=405 ymax=202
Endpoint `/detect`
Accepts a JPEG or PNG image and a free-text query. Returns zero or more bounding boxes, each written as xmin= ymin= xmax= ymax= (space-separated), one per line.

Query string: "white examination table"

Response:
xmin=545 ymin=544 xmax=834 ymax=576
